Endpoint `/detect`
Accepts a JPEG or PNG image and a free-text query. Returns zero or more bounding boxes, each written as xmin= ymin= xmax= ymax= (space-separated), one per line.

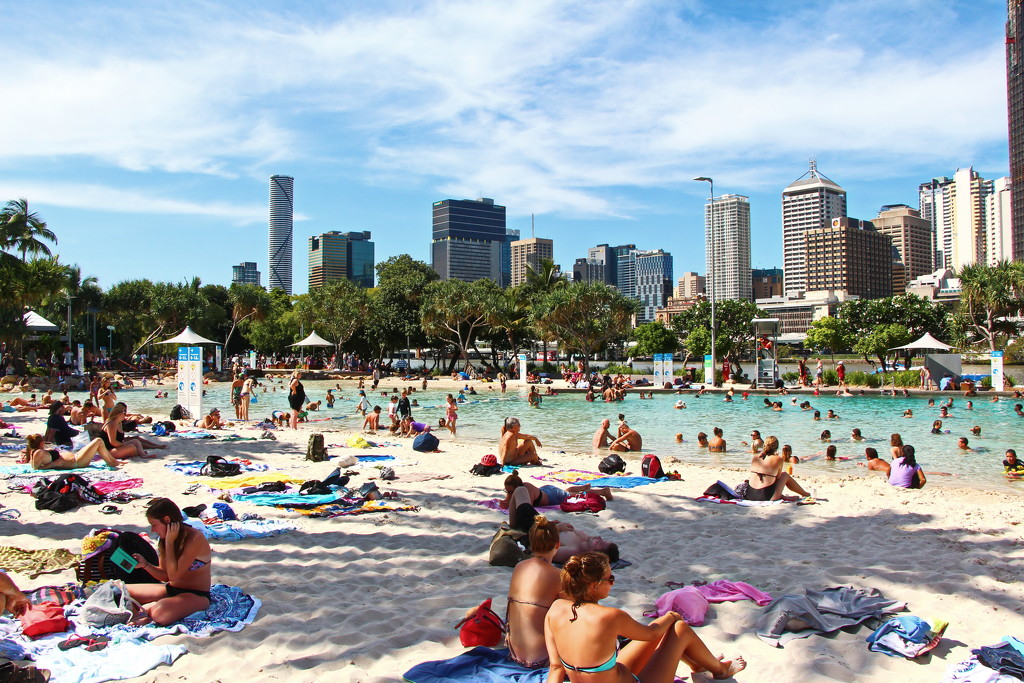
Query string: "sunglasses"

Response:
xmin=603 ymin=574 xmax=615 ymax=585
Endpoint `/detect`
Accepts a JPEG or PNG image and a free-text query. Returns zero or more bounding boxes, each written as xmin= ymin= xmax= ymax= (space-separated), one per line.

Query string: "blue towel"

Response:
xmin=232 ymin=492 xmax=341 ymax=506
xmin=355 ymin=455 xmax=395 ymax=463
xmin=403 ymin=647 xmax=548 ymax=683
xmin=184 ymin=517 xmax=298 ymax=541
xmin=578 ymin=476 xmax=661 ymax=489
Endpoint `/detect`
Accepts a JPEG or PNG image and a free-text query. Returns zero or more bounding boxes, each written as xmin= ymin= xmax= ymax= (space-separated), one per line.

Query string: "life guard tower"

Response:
xmin=752 ymin=318 xmax=780 ymax=389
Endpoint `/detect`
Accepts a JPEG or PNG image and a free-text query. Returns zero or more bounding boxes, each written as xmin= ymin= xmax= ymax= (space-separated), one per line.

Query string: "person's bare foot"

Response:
xmin=714 ymin=656 xmax=746 ymax=679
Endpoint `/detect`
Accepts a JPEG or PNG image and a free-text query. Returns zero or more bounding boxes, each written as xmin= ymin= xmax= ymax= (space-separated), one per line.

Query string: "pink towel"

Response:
xmin=646 ymin=587 xmax=709 ymax=625
xmin=695 ymin=580 xmax=773 ymax=606
xmin=93 ymin=479 xmax=145 ymax=494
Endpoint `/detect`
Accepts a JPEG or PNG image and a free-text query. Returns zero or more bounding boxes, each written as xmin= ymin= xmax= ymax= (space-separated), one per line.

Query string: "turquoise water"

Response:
xmin=100 ymin=379 xmax=1022 ymax=490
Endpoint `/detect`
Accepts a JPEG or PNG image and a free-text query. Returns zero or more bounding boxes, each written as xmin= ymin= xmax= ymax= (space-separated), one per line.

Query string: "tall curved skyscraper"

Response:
xmin=268 ymin=175 xmax=294 ymax=294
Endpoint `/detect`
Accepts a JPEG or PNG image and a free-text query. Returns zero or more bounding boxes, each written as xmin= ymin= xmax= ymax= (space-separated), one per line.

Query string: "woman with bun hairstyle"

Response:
xmin=545 ymin=552 xmax=745 ymax=682
xmin=128 ymin=498 xmax=212 ymax=625
xmin=500 ymin=472 xmax=613 ymax=531
xmin=504 ymin=515 xmax=561 ymax=669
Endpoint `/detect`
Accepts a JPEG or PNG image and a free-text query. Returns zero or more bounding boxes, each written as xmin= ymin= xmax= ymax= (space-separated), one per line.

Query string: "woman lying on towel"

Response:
xmin=24 ymin=433 xmax=122 ymax=470
xmin=745 ymin=436 xmax=810 ymax=502
xmin=505 ymin=515 xmax=561 ymax=669
xmin=545 ymin=552 xmax=746 ymax=682
xmin=128 ymin=497 xmax=212 ymax=626
xmin=499 ymin=472 xmax=613 ymax=529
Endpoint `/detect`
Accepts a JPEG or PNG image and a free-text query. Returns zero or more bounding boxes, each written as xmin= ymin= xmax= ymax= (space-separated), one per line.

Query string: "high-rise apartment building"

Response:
xmin=918 ymin=168 xmax=997 ymax=270
xmin=872 ymin=205 xmax=934 ymax=283
xmin=782 ymin=162 xmax=847 ymax=295
xmin=573 ymin=257 xmax=605 ymax=283
xmin=804 ymin=218 xmax=893 ymax=299
xmin=705 ymin=194 xmax=752 ymax=301
xmin=268 ymin=175 xmax=294 ymax=294
xmin=617 ymin=249 xmax=672 ymax=323
xmin=308 ymin=231 xmax=375 ymax=289
xmin=431 ymin=198 xmax=508 ymax=283
xmin=676 ymin=272 xmax=705 ymax=298
xmin=510 ymin=237 xmax=554 ymax=287
xmin=1007 ymin=0 xmax=1024 ymax=259
xmin=231 ymin=262 xmax=261 ymax=287
xmin=751 ymin=268 xmax=783 ymax=300
xmin=986 ymin=177 xmax=1013 ymax=264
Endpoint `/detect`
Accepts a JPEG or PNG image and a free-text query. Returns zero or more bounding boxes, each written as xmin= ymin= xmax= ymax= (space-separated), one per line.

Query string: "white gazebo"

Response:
xmin=23 ymin=310 xmax=59 ymax=333
xmin=890 ymin=332 xmax=954 ymax=352
xmin=157 ymin=326 xmax=219 ymax=346
xmin=289 ymin=331 xmax=335 ymax=347
xmin=891 ymin=332 xmax=960 ymax=389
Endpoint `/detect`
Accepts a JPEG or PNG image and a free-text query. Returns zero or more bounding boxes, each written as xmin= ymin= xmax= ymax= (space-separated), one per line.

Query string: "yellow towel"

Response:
xmin=189 ymin=473 xmax=307 ymax=489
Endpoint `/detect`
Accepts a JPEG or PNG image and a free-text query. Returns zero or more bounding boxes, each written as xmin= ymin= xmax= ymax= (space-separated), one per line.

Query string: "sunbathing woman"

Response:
xmin=128 ymin=498 xmax=212 ymax=626
xmin=25 ymin=433 xmax=121 ymax=470
xmin=100 ymin=404 xmax=148 ymax=459
xmin=744 ymin=436 xmax=810 ymax=501
xmin=504 ymin=515 xmax=561 ymax=669
xmin=544 ymin=552 xmax=745 ymax=682
xmin=112 ymin=403 xmax=166 ymax=450
xmin=500 ymin=472 xmax=613 ymax=528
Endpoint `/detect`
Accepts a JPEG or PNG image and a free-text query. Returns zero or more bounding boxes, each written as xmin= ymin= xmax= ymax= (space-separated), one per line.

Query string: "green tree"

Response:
xmin=367 ymin=255 xmax=439 ymax=359
xmin=840 ymin=294 xmax=947 ymax=339
xmin=531 ymin=281 xmax=637 ymax=375
xmin=243 ymin=289 xmax=297 ymax=354
xmin=956 ymin=261 xmax=1024 ymax=352
xmin=0 ymin=198 xmax=57 ymax=262
xmin=853 ymin=323 xmax=912 ymax=370
xmin=224 ymin=284 xmax=272 ymax=352
xmin=804 ymin=316 xmax=855 ymax=367
xmin=486 ymin=285 xmax=533 ymax=366
xmin=631 ymin=321 xmax=678 ymax=357
xmin=294 ymin=280 xmax=371 ymax=365
xmin=420 ymin=279 xmax=499 ymax=372
xmin=669 ymin=299 xmax=762 ymax=375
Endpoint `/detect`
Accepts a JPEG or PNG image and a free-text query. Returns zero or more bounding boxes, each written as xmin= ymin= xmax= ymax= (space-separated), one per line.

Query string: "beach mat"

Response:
xmin=404 ymin=646 xmax=547 ymax=683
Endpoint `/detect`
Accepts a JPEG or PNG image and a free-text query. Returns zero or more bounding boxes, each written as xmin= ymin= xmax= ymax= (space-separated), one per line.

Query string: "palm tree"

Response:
xmin=523 ymin=258 xmax=566 ymax=363
xmin=956 ymin=261 xmax=1024 ymax=352
xmin=0 ymin=199 xmax=57 ymax=261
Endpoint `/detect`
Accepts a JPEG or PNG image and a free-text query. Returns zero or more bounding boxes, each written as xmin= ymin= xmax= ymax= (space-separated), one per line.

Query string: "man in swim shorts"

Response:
xmin=592 ymin=419 xmax=612 ymax=451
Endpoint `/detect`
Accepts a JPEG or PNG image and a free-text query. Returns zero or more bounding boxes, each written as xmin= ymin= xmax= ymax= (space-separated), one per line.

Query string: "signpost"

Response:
xmin=703 ymin=354 xmax=714 ymax=386
xmin=216 ymin=346 xmax=222 ymax=373
xmin=177 ymin=347 xmax=203 ymax=419
xmin=518 ymin=353 xmax=529 ymax=385
xmin=992 ymin=350 xmax=1005 ymax=392
xmin=77 ymin=344 xmax=85 ymax=376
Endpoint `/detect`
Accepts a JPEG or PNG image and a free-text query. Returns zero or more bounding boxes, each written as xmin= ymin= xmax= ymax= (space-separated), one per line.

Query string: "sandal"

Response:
xmin=182 ymin=483 xmax=202 ymax=495
xmin=99 ymin=504 xmax=121 ymax=515
xmin=0 ymin=508 xmax=21 ymax=520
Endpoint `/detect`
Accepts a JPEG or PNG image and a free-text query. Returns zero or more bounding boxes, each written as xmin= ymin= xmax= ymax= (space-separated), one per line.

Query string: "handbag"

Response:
xmin=18 ymin=601 xmax=70 ymax=639
xmin=454 ymin=598 xmax=506 ymax=647
xmin=81 ymin=580 xmax=141 ymax=628
xmin=200 ymin=455 xmax=242 ymax=478
xmin=488 ymin=524 xmax=530 ymax=567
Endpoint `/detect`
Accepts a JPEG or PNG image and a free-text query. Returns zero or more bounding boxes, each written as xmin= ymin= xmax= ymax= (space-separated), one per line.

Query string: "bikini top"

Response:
xmin=560 ymin=640 xmax=619 ymax=674
xmin=188 ymin=558 xmax=210 ymax=571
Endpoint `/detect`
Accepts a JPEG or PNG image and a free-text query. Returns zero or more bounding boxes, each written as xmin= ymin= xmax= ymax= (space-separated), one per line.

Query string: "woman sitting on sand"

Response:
xmin=500 ymin=472 xmax=613 ymax=528
xmin=744 ymin=436 xmax=810 ymax=502
xmin=100 ymin=404 xmax=148 ymax=459
xmin=888 ymin=444 xmax=926 ymax=489
xmin=128 ymin=498 xmax=212 ymax=626
xmin=544 ymin=552 xmax=746 ymax=682
xmin=504 ymin=515 xmax=561 ymax=669
xmin=25 ymin=433 xmax=121 ymax=470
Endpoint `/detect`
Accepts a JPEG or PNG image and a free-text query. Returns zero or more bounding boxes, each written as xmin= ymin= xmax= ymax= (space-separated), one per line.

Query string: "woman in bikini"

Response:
xmin=500 ymin=473 xmax=613 ymax=530
xmin=128 ymin=498 xmax=212 ymax=626
xmin=890 ymin=433 xmax=905 ymax=459
xmin=444 ymin=394 xmax=458 ymax=435
xmin=25 ymin=433 xmax=121 ymax=470
xmin=544 ymin=552 xmax=745 ymax=682
xmin=504 ymin=515 xmax=561 ymax=669
xmin=744 ymin=436 xmax=810 ymax=502
xmin=100 ymin=404 xmax=148 ymax=459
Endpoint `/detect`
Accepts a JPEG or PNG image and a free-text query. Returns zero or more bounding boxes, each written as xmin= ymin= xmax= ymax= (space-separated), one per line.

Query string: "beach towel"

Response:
xmin=531 ymin=470 xmax=659 ymax=489
xmin=477 ymin=498 xmax=559 ymax=514
xmin=355 ymin=455 xmax=396 ymax=463
xmin=0 ymin=462 xmax=115 ymax=477
xmin=696 ymin=495 xmax=789 ymax=507
xmin=184 ymin=517 xmax=299 ymax=542
xmin=390 ymin=472 xmax=452 ymax=483
xmin=166 ymin=459 xmax=269 ymax=477
xmin=756 ymin=586 xmax=906 ymax=647
xmin=194 ymin=473 xmax=305 ymax=490
xmin=0 ymin=546 xmax=79 ymax=578
xmin=942 ymin=655 xmax=1018 ymax=682
xmin=403 ymin=646 xmax=547 ymax=683
xmin=4 ymin=469 xmax=135 ymax=492
xmin=663 ymin=580 xmax=773 ymax=606
xmin=34 ymin=639 xmax=188 ymax=683
xmin=292 ymin=500 xmax=419 ymax=518
xmin=232 ymin=492 xmax=342 ymax=507
xmin=91 ymin=479 xmax=144 ymax=495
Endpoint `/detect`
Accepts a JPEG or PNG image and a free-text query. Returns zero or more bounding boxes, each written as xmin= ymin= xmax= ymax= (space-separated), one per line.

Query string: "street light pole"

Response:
xmin=107 ymin=326 xmax=115 ymax=358
xmin=66 ymin=295 xmax=75 ymax=370
xmin=694 ymin=177 xmax=717 ymax=387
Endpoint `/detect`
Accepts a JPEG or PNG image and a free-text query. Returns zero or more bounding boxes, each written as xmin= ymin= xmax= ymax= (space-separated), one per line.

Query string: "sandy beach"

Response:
xmin=0 ymin=377 xmax=1022 ymax=683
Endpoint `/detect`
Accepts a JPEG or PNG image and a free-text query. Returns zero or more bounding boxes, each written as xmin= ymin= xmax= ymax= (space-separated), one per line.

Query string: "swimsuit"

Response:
xmin=505 ymin=596 xmax=552 ymax=669
xmin=47 ymin=449 xmax=61 ymax=463
xmin=165 ymin=584 xmax=212 ymax=601
xmin=561 ymin=641 xmax=636 ymax=679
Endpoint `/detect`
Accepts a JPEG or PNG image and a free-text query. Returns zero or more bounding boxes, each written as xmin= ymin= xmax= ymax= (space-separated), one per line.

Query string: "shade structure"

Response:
xmin=290 ymin=330 xmax=335 ymax=347
xmin=158 ymin=326 xmax=219 ymax=345
xmin=890 ymin=332 xmax=954 ymax=352
xmin=23 ymin=311 xmax=59 ymax=333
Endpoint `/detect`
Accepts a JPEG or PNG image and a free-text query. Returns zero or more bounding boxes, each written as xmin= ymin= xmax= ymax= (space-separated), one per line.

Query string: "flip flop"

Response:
xmin=58 ymin=634 xmax=110 ymax=651
xmin=0 ymin=508 xmax=21 ymax=520
xmin=100 ymin=504 xmax=121 ymax=515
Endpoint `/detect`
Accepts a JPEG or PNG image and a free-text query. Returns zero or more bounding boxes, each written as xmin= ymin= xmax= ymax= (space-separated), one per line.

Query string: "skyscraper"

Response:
xmin=872 ymin=205 xmax=934 ymax=282
xmin=676 ymin=272 xmax=705 ymax=298
xmin=430 ymin=198 xmax=507 ymax=283
xmin=751 ymin=268 xmax=783 ymax=300
xmin=510 ymin=237 xmax=554 ymax=287
xmin=308 ymin=231 xmax=375 ymax=289
xmin=616 ymin=249 xmax=672 ymax=323
xmin=918 ymin=168 xmax=995 ymax=271
xmin=986 ymin=177 xmax=1013 ymax=265
xmin=1007 ymin=0 xmax=1024 ymax=259
xmin=231 ymin=262 xmax=261 ymax=287
xmin=782 ymin=162 xmax=847 ymax=295
xmin=268 ymin=175 xmax=294 ymax=294
xmin=706 ymin=193 xmax=752 ymax=301
xmin=804 ymin=218 xmax=893 ymax=299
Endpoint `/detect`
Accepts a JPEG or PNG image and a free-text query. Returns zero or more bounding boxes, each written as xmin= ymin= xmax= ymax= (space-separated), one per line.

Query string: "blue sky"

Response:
xmin=0 ymin=0 xmax=1011 ymax=293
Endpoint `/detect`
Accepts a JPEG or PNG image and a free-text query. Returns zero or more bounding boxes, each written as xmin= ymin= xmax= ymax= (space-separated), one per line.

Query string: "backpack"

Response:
xmin=560 ymin=491 xmax=607 ymax=514
xmin=199 ymin=455 xmax=242 ymax=478
xmin=306 ymin=433 xmax=327 ymax=462
xmin=33 ymin=474 xmax=104 ymax=512
xmin=299 ymin=479 xmax=331 ymax=496
xmin=76 ymin=529 xmax=160 ymax=584
xmin=641 ymin=454 xmax=665 ymax=479
xmin=169 ymin=404 xmax=190 ymax=420
xmin=470 ymin=463 xmax=503 ymax=476
xmin=412 ymin=432 xmax=440 ymax=452
xmin=598 ymin=453 xmax=626 ymax=474
xmin=488 ymin=524 xmax=530 ymax=567
xmin=454 ymin=598 xmax=506 ymax=647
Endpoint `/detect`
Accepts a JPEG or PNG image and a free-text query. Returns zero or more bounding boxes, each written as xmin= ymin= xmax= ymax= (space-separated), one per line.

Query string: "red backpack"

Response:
xmin=641 ymin=454 xmax=665 ymax=479
xmin=560 ymin=492 xmax=607 ymax=513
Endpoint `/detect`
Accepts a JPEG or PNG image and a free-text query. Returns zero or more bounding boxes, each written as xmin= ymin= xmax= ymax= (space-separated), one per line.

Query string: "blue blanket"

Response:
xmin=579 ymin=476 xmax=661 ymax=489
xmin=0 ymin=462 xmax=114 ymax=476
xmin=232 ymin=492 xmax=341 ymax=506
xmin=404 ymin=647 xmax=547 ymax=683
xmin=164 ymin=460 xmax=270 ymax=476
xmin=184 ymin=517 xmax=299 ymax=541
xmin=355 ymin=455 xmax=395 ymax=463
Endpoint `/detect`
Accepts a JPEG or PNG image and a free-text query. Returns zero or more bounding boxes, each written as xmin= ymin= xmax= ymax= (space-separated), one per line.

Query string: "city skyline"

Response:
xmin=0 ymin=1 xmax=1011 ymax=293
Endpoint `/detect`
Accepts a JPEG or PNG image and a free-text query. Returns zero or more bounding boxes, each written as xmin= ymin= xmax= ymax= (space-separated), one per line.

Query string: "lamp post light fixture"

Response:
xmin=693 ymin=176 xmax=717 ymax=387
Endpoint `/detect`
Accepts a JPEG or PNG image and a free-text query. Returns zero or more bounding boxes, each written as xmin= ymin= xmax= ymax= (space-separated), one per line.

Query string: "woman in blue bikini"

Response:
xmin=544 ymin=552 xmax=745 ymax=682
xmin=128 ymin=498 xmax=212 ymax=626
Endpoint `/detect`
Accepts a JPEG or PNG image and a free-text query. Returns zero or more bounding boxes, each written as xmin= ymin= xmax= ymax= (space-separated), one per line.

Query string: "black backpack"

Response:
xmin=199 ymin=455 xmax=242 ymax=478
xmin=169 ymin=404 xmax=190 ymax=420
xmin=470 ymin=463 xmax=503 ymax=476
xmin=33 ymin=473 xmax=104 ymax=512
xmin=598 ymin=454 xmax=626 ymax=474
